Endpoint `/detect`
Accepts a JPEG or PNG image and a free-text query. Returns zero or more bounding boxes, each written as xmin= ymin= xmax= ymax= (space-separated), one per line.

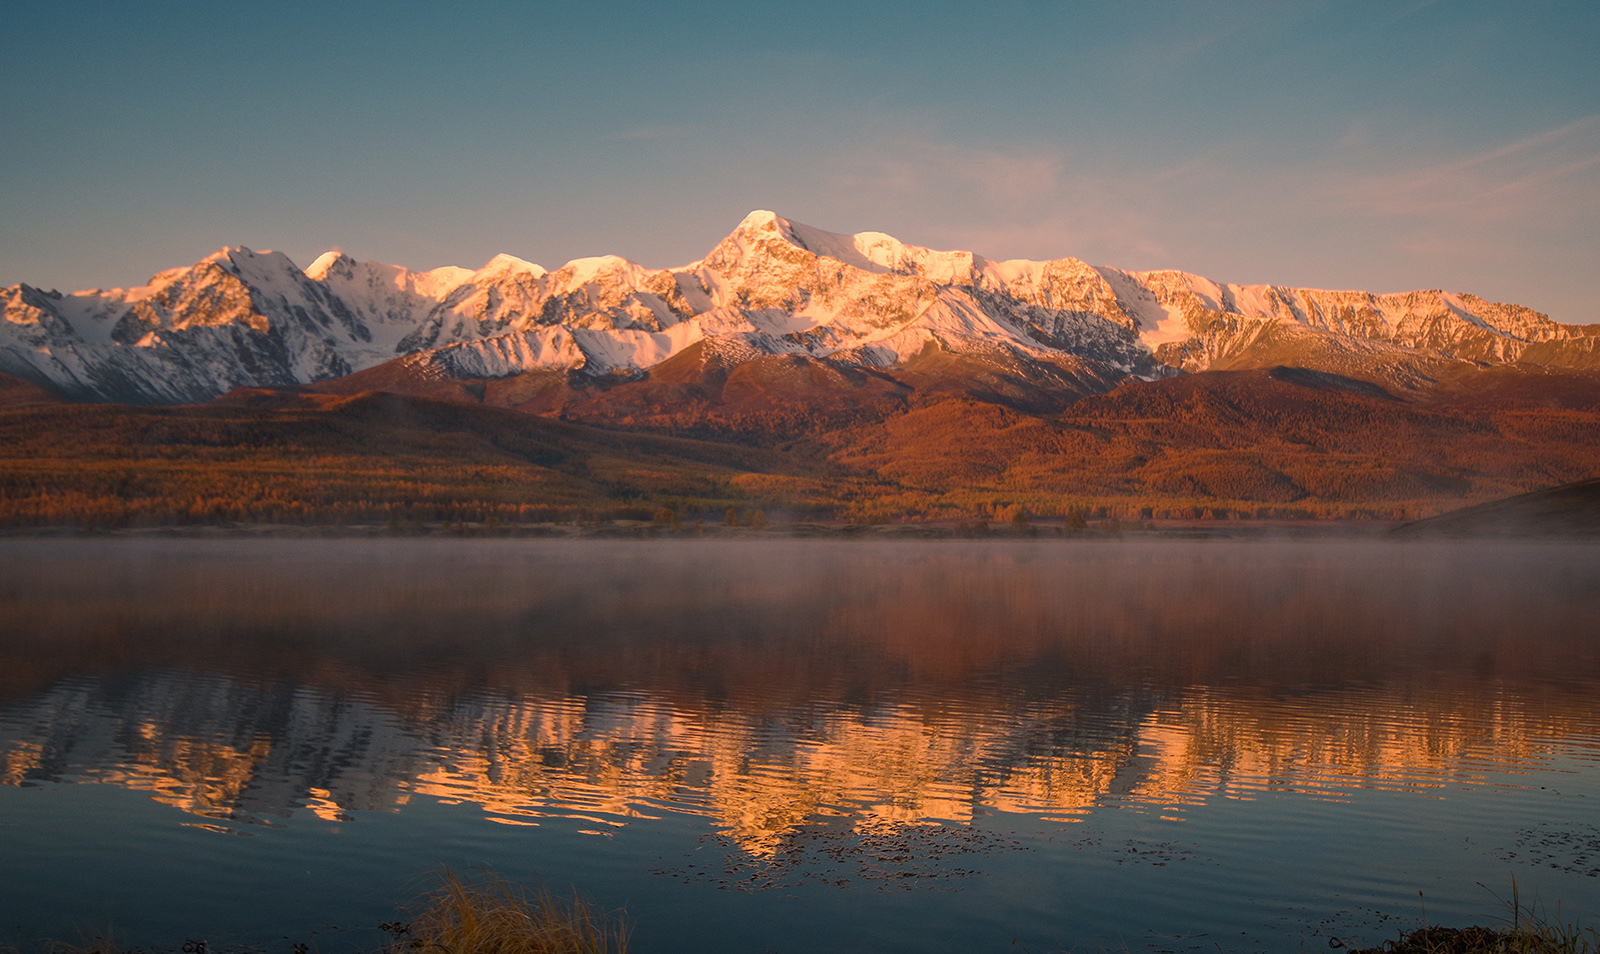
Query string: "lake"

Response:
xmin=2 ymin=538 xmax=1598 ymax=953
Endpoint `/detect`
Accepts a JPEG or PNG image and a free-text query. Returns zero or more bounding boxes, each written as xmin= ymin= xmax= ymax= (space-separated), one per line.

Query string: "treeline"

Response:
xmin=0 ymin=486 xmax=1440 ymax=531
xmin=0 ymin=493 xmax=582 ymax=531
xmin=835 ymin=493 xmax=1444 ymax=526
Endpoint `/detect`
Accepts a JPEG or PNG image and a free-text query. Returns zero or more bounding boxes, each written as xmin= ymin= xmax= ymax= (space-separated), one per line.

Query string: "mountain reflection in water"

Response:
xmin=4 ymin=539 xmax=1598 ymax=857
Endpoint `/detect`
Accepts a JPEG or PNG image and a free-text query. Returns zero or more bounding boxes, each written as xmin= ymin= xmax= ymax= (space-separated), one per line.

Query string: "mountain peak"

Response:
xmin=737 ymin=210 xmax=782 ymax=232
xmin=479 ymin=253 xmax=546 ymax=278
xmin=203 ymin=245 xmax=280 ymax=266
xmin=718 ymin=210 xmax=898 ymax=274
xmin=306 ymin=250 xmax=355 ymax=280
xmin=551 ymin=255 xmax=635 ymax=285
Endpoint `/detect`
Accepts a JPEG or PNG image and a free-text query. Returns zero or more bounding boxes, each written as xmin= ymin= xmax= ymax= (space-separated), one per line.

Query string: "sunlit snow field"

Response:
xmin=2 ymin=539 xmax=1598 ymax=954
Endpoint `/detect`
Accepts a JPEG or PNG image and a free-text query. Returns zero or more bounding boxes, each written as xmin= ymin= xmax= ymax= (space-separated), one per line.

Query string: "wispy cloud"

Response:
xmin=600 ymin=124 xmax=700 ymax=143
xmin=802 ymin=117 xmax=1600 ymax=317
xmin=1387 ymin=0 xmax=1450 ymax=23
xmin=1333 ymin=115 xmax=1600 ymax=219
xmin=820 ymin=134 xmax=1206 ymax=264
xmin=829 ymin=136 xmax=1063 ymax=208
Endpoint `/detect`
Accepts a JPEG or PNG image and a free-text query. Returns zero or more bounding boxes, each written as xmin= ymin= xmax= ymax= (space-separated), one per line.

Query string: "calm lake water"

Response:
xmin=2 ymin=538 xmax=1598 ymax=954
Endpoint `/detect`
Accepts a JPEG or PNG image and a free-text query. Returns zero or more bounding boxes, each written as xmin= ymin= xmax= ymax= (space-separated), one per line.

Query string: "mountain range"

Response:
xmin=6 ymin=210 xmax=1598 ymax=407
xmin=4 ymin=212 xmax=1600 ymax=526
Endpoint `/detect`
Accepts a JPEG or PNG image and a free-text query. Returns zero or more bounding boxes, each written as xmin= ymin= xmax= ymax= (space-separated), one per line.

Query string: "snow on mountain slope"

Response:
xmin=1108 ymin=268 xmax=1595 ymax=373
xmin=1 ymin=248 xmax=363 ymax=402
xmin=304 ymin=251 xmax=474 ymax=363
xmin=2 ymin=211 xmax=1592 ymax=404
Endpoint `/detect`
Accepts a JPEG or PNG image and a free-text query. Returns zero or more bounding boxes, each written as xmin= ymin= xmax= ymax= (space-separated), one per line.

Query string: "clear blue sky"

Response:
xmin=3 ymin=0 xmax=1597 ymax=321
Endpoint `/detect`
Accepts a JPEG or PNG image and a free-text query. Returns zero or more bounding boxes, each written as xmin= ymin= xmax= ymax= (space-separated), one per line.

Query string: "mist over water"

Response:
xmin=2 ymin=539 xmax=1598 ymax=954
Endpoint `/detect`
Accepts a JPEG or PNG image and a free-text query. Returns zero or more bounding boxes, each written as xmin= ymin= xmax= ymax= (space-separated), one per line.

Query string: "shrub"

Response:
xmin=384 ymin=868 xmax=628 ymax=954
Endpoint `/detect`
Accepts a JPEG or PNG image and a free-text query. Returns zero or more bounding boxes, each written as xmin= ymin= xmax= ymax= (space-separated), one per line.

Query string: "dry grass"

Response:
xmin=1349 ymin=923 xmax=1599 ymax=953
xmin=1351 ymin=884 xmax=1599 ymax=954
xmin=383 ymin=869 xmax=628 ymax=954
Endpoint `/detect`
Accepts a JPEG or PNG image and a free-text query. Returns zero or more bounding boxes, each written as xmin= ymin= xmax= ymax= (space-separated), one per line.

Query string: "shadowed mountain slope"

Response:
xmin=1393 ymin=476 xmax=1600 ymax=537
xmin=816 ymin=368 xmax=1600 ymax=513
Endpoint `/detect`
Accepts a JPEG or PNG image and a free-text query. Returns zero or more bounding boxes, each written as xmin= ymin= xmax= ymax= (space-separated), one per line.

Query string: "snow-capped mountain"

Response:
xmin=3 ymin=211 xmax=1595 ymax=404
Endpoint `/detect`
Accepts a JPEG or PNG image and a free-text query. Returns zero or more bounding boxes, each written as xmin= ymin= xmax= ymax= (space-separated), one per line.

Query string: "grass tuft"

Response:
xmin=383 ymin=868 xmax=628 ymax=954
xmin=1350 ymin=881 xmax=1599 ymax=953
xmin=1348 ymin=923 xmax=1599 ymax=953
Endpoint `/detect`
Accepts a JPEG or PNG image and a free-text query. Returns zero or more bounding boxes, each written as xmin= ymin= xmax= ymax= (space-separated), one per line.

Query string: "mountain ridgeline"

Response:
xmin=5 ymin=210 xmax=1598 ymax=406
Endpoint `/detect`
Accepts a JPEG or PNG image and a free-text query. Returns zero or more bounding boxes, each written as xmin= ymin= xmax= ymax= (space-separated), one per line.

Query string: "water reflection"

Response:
xmin=3 ymin=540 xmax=1598 ymax=857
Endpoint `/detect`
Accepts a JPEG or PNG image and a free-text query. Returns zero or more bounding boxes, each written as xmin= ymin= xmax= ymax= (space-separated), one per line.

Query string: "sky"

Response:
xmin=2 ymin=0 xmax=1598 ymax=321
